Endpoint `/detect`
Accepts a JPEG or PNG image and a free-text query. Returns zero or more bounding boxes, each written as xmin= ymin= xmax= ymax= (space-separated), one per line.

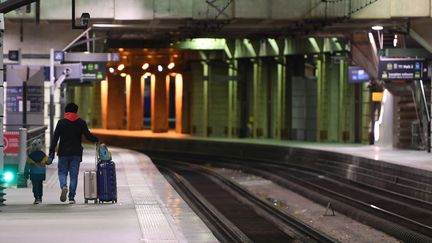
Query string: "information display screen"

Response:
xmin=348 ymin=66 xmax=370 ymax=83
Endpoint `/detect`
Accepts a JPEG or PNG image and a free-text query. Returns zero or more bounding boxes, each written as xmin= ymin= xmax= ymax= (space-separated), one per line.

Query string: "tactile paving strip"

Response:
xmin=120 ymin=151 xmax=183 ymax=242
xmin=136 ymin=204 xmax=176 ymax=241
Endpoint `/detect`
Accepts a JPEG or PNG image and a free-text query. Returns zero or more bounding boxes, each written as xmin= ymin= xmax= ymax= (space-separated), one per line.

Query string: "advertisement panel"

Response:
xmin=4 ymin=132 xmax=19 ymax=155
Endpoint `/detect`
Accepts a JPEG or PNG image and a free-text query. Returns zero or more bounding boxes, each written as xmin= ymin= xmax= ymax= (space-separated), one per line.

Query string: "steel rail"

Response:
xmin=148 ymin=151 xmax=432 ymax=242
xmin=155 ymin=157 xmax=336 ymax=243
xmin=157 ymin=165 xmax=251 ymax=243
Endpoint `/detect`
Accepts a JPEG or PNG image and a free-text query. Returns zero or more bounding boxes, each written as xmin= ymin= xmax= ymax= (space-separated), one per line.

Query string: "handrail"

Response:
xmin=419 ymin=80 xmax=430 ymax=123
xmin=410 ymin=87 xmax=425 ymax=148
xmin=419 ymin=80 xmax=431 ymax=153
xmin=27 ymin=125 xmax=48 ymax=136
xmin=318 ymin=0 xmax=380 ymax=19
xmin=26 ymin=125 xmax=48 ymax=152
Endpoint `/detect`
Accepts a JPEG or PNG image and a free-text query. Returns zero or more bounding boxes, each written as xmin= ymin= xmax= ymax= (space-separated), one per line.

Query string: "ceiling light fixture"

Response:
xmin=371 ymin=25 xmax=383 ymax=31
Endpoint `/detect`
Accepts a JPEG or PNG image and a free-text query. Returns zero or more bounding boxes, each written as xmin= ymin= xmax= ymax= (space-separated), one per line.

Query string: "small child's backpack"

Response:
xmin=97 ymin=143 xmax=112 ymax=161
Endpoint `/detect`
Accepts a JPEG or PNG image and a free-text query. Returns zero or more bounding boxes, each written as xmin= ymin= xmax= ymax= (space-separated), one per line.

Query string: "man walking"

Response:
xmin=49 ymin=103 xmax=99 ymax=204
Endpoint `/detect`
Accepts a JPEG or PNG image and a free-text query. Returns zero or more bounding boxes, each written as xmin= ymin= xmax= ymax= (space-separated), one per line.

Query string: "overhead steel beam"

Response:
xmin=0 ymin=0 xmax=36 ymax=13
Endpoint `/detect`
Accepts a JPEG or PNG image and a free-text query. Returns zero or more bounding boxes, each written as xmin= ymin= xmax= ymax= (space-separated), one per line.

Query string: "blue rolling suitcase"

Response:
xmin=97 ymin=160 xmax=117 ymax=203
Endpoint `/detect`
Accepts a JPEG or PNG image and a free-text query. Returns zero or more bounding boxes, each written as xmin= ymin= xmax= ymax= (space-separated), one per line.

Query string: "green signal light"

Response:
xmin=3 ymin=171 xmax=14 ymax=183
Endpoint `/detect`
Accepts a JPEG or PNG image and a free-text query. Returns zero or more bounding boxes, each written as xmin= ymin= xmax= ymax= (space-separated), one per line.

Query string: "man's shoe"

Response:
xmin=69 ymin=199 xmax=76 ymax=204
xmin=60 ymin=187 xmax=68 ymax=202
xmin=33 ymin=199 xmax=39 ymax=205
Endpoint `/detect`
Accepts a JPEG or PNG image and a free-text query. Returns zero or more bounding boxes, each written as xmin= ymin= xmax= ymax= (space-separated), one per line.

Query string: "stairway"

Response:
xmin=396 ymin=92 xmax=419 ymax=149
xmin=390 ymin=82 xmax=431 ymax=149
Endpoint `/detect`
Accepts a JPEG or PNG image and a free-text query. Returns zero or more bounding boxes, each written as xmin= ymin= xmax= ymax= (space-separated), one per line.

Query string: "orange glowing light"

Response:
xmin=117 ymin=64 xmax=125 ymax=71
xmin=100 ymin=80 xmax=108 ymax=129
xmin=125 ymin=75 xmax=132 ymax=128
xmin=175 ymin=74 xmax=183 ymax=133
xmin=150 ymin=74 xmax=156 ymax=129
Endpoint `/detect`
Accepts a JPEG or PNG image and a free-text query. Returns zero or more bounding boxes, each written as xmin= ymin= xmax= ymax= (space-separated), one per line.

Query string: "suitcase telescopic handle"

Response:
xmin=95 ymin=144 xmax=99 ymax=168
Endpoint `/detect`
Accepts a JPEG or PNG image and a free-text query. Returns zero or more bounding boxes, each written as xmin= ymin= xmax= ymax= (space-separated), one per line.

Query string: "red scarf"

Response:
xmin=64 ymin=112 xmax=80 ymax=122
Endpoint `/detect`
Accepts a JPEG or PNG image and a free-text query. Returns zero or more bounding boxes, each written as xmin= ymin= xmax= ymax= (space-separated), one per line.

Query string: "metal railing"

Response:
xmin=310 ymin=0 xmax=380 ymax=19
xmin=412 ymin=81 xmax=431 ymax=152
xmin=419 ymin=80 xmax=431 ymax=153
xmin=26 ymin=126 xmax=48 ymax=152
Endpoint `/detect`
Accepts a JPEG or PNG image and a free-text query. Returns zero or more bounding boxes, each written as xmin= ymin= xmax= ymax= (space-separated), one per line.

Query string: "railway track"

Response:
xmin=155 ymin=158 xmax=336 ymax=243
xmin=148 ymin=151 xmax=432 ymax=243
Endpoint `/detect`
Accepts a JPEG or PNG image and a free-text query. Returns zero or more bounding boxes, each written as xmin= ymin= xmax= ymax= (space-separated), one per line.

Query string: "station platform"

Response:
xmin=92 ymin=129 xmax=432 ymax=173
xmin=0 ymin=146 xmax=218 ymax=243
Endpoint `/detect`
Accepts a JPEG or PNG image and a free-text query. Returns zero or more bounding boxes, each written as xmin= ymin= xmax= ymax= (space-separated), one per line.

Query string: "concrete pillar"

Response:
xmin=275 ymin=57 xmax=286 ymax=140
xmin=90 ymin=81 xmax=102 ymax=128
xmin=338 ymin=59 xmax=351 ymax=142
xmin=74 ymin=85 xmax=91 ymax=124
xmin=202 ymin=61 xmax=209 ymax=137
xmin=100 ymin=80 xmax=108 ymax=129
xmin=227 ymin=60 xmax=238 ymax=138
xmin=126 ymin=71 xmax=144 ymax=130
xmin=316 ymin=55 xmax=326 ymax=142
xmin=181 ymin=69 xmax=192 ymax=134
xmin=104 ymin=73 xmax=125 ymax=130
xmin=151 ymin=73 xmax=169 ymax=132
xmin=175 ymin=74 xmax=183 ymax=133
xmin=252 ymin=59 xmax=261 ymax=138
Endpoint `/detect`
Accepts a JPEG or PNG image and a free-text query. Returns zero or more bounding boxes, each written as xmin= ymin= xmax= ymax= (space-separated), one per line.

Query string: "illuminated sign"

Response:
xmin=348 ymin=66 xmax=370 ymax=83
xmin=379 ymin=58 xmax=426 ymax=81
xmin=81 ymin=62 xmax=106 ymax=81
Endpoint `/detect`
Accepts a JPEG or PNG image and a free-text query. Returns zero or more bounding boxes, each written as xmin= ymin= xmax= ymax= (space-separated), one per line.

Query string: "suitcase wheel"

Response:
xmin=85 ymin=199 xmax=88 ymax=204
xmin=94 ymin=199 xmax=98 ymax=204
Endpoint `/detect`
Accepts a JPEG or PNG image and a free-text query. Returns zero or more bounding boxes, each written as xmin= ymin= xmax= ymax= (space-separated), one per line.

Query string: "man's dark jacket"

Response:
xmin=49 ymin=112 xmax=98 ymax=159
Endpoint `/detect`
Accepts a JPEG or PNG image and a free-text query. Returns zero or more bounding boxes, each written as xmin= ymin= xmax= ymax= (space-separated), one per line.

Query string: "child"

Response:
xmin=24 ymin=139 xmax=51 ymax=204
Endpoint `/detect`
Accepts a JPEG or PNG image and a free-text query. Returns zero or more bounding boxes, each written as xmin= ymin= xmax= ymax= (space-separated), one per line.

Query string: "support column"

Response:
xmin=316 ymin=54 xmax=327 ymax=142
xmin=252 ymin=59 xmax=261 ymax=138
xmin=275 ymin=57 xmax=286 ymax=140
xmin=105 ymin=72 xmax=125 ymax=130
xmin=202 ymin=61 xmax=209 ymax=137
xmin=227 ymin=60 xmax=238 ymax=138
xmin=74 ymin=85 xmax=91 ymax=123
xmin=175 ymin=74 xmax=183 ymax=133
xmin=90 ymin=81 xmax=102 ymax=128
xmin=126 ymin=71 xmax=144 ymax=130
xmin=151 ymin=73 xmax=169 ymax=132
xmin=100 ymin=79 xmax=108 ymax=129
xmin=338 ymin=59 xmax=350 ymax=142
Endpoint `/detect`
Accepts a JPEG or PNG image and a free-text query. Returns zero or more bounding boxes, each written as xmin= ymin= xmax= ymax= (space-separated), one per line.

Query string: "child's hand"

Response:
xmin=47 ymin=157 xmax=53 ymax=165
